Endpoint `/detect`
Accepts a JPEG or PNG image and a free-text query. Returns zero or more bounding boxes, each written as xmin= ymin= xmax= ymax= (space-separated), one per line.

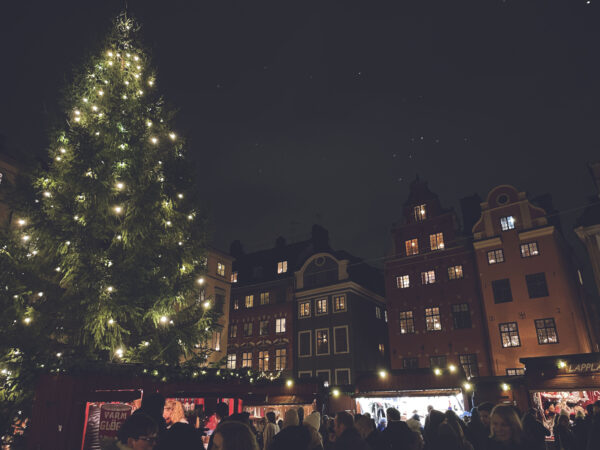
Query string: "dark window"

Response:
xmin=535 ymin=318 xmax=559 ymax=344
xmin=299 ymin=331 xmax=311 ymax=357
xmin=492 ymin=279 xmax=513 ymax=303
xmin=259 ymin=320 xmax=269 ymax=336
xmin=452 ymin=303 xmax=472 ymax=329
xmin=459 ymin=354 xmax=479 ymax=378
xmin=214 ymin=292 xmax=225 ymax=313
xmin=430 ymin=355 xmax=447 ymax=368
xmin=487 ymin=249 xmax=504 ymax=264
xmin=520 ymin=242 xmax=539 ymax=258
xmin=229 ymin=324 xmax=237 ymax=339
xmin=403 ymin=357 xmax=419 ymax=369
xmin=499 ymin=322 xmax=521 ymax=348
xmin=243 ymin=322 xmax=253 ymax=337
xmin=316 ymin=370 xmax=330 ymax=384
xmin=334 ymin=327 xmax=349 ymax=353
xmin=526 ymin=273 xmax=549 ymax=298
xmin=336 ymin=369 xmax=350 ymax=385
xmin=399 ymin=311 xmax=415 ymax=334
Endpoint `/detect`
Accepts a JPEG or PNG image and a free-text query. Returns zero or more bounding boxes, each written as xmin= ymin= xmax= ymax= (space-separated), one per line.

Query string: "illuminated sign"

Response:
xmin=565 ymin=362 xmax=600 ymax=374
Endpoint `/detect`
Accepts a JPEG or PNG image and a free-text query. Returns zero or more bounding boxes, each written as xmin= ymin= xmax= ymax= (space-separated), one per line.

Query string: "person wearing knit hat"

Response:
xmin=270 ymin=409 xmax=310 ymax=450
xmin=303 ymin=412 xmax=323 ymax=450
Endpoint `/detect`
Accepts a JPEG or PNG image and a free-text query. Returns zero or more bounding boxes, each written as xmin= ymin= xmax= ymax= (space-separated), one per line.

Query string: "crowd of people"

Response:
xmin=107 ymin=395 xmax=600 ymax=450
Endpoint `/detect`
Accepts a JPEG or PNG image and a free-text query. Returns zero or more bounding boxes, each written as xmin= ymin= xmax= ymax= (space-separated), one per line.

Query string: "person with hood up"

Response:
xmin=269 ymin=409 xmax=311 ymax=450
xmin=333 ymin=411 xmax=370 ymax=450
xmin=304 ymin=411 xmax=324 ymax=450
xmin=263 ymin=412 xmax=280 ymax=450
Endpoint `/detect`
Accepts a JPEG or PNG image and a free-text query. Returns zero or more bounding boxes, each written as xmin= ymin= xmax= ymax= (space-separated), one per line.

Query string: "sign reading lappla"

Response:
xmin=565 ymin=362 xmax=600 ymax=374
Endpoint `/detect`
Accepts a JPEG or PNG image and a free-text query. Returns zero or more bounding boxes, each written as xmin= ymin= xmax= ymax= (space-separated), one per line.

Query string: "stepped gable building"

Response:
xmin=226 ymin=226 xmax=329 ymax=375
xmin=385 ymin=178 xmax=491 ymax=378
xmin=472 ymin=185 xmax=594 ymax=376
xmin=294 ymin=244 xmax=387 ymax=387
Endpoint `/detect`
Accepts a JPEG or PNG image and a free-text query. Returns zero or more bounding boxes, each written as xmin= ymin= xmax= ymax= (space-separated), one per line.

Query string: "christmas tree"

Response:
xmin=1 ymin=13 xmax=218 ymax=438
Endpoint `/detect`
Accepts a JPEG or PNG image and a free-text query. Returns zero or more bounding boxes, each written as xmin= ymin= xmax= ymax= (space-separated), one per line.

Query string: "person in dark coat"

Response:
xmin=586 ymin=400 xmax=600 ymax=450
xmin=161 ymin=422 xmax=203 ymax=449
xmin=466 ymin=408 xmax=488 ymax=450
xmin=553 ymin=414 xmax=576 ymax=450
xmin=521 ymin=408 xmax=549 ymax=450
xmin=333 ymin=411 xmax=371 ymax=450
xmin=270 ymin=409 xmax=311 ymax=450
xmin=381 ymin=407 xmax=411 ymax=450
xmin=572 ymin=410 xmax=588 ymax=450
xmin=423 ymin=410 xmax=445 ymax=450
xmin=486 ymin=405 xmax=525 ymax=450
xmin=207 ymin=402 xmax=231 ymax=450
xmin=356 ymin=415 xmax=386 ymax=450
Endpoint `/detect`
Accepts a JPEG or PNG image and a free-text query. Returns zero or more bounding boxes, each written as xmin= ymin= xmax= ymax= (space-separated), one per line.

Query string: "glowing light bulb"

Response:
xmin=177 ymin=193 xmax=183 ymax=199
xmin=107 ymin=51 xmax=113 ymax=57
xmin=43 ymin=191 xmax=51 ymax=197
xmin=98 ymin=90 xmax=104 ymax=96
xmin=151 ymin=137 xmax=158 ymax=144
xmin=55 ymin=156 xmax=62 ymax=161
xmin=197 ymin=277 xmax=205 ymax=285
xmin=107 ymin=286 xmax=114 ymax=292
xmin=169 ymin=132 xmax=176 ymax=140
xmin=116 ymin=235 xmax=122 ymax=241
xmin=74 ymin=116 xmax=81 ymax=122
xmin=55 ymin=267 xmax=61 ymax=272
xmin=146 ymin=121 xmax=152 ymax=127
xmin=74 ymin=215 xmax=79 ymax=221
xmin=24 ymin=317 xmax=32 ymax=325
xmin=116 ymin=182 xmax=124 ymax=190
xmin=124 ymin=80 xmax=129 ymax=86
xmin=187 ymin=215 xmax=193 ymax=220
xmin=332 ymin=388 xmax=340 ymax=397
xmin=286 ymin=379 xmax=294 ymax=387
xmin=378 ymin=370 xmax=387 ymax=379
xmin=148 ymin=80 xmax=154 ymax=86
xmin=448 ymin=364 xmax=457 ymax=373
xmin=108 ymin=61 xmax=113 ymax=66
xmin=38 ymin=292 xmax=43 ymax=297
xmin=122 ymin=94 xmax=128 ymax=99
xmin=98 ymin=113 xmax=103 ymax=118
xmin=463 ymin=382 xmax=472 ymax=391
xmin=134 ymin=56 xmax=139 ymax=61
xmin=74 ymin=110 xmax=81 ymax=116
xmin=115 ymin=348 xmax=124 ymax=358
xmin=178 ymin=241 xmax=183 ymax=246
xmin=17 ymin=219 xmax=26 ymax=226
xmin=114 ymin=206 xmax=123 ymax=214
xmin=165 ymin=221 xmax=172 ymax=226
xmin=126 ymin=53 xmax=131 ymax=58
xmin=143 ymin=341 xmax=150 ymax=346
xmin=434 ymin=368 xmax=442 ymax=376
xmin=160 ymin=316 xmax=168 ymax=324
xmin=60 ymin=147 xmax=66 ymax=153
xmin=83 ymin=98 xmax=88 ymax=102
xmin=138 ymin=90 xmax=143 ymax=95
xmin=558 ymin=360 xmax=567 ymax=369
xmin=501 ymin=383 xmax=510 ymax=391
xmin=159 ymin=177 xmax=165 ymax=182
xmin=203 ymin=301 xmax=211 ymax=309
xmin=108 ymin=319 xmax=114 ymax=325
xmin=56 ymin=352 xmax=62 ymax=358
xmin=134 ymin=73 xmax=140 ymax=79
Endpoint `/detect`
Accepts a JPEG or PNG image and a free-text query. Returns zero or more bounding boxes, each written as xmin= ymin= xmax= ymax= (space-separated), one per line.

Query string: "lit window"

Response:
xmin=405 ymin=239 xmax=419 ymax=256
xmin=245 ymin=295 xmax=254 ymax=308
xmin=378 ymin=343 xmax=385 ymax=354
xmin=231 ymin=271 xmax=238 ymax=283
xmin=333 ymin=295 xmax=347 ymax=312
xmin=500 ymin=216 xmax=516 ymax=231
xmin=448 ymin=265 xmax=463 ymax=280
xmin=384 ymin=310 xmax=388 ymax=322
xmin=506 ymin=368 xmax=525 ymax=376
xmin=277 ymin=261 xmax=288 ymax=274
xmin=459 ymin=354 xmax=479 ymax=378
xmin=259 ymin=320 xmax=269 ymax=336
xmin=226 ymin=354 xmax=236 ymax=369
xmin=242 ymin=351 xmax=252 ymax=368
xmin=260 ymin=292 xmax=270 ymax=305
xmin=217 ymin=262 xmax=225 ymax=276
xmin=229 ymin=324 xmax=237 ymax=338
xmin=396 ymin=275 xmax=410 ymax=289
xmin=414 ymin=204 xmax=427 ymax=222
xmin=232 ymin=299 xmax=240 ymax=310
xmin=375 ymin=307 xmax=381 ymax=319
xmin=258 ymin=350 xmax=269 ymax=371
xmin=425 ymin=307 xmax=442 ymax=331
xmin=487 ymin=249 xmax=504 ymax=264
xmin=243 ymin=322 xmax=253 ymax=336
xmin=299 ymin=301 xmax=311 ymax=317
xmin=399 ymin=311 xmax=415 ymax=334
xmin=316 ymin=329 xmax=330 ymax=355
xmin=316 ymin=298 xmax=328 ymax=315
xmin=535 ymin=318 xmax=558 ymax=345
xmin=276 ymin=318 xmax=286 ymax=333
xmin=429 ymin=233 xmax=445 ymax=251
xmin=211 ymin=330 xmax=221 ymax=352
xmin=421 ymin=270 xmax=436 ymax=285
xmin=499 ymin=322 xmax=521 ymax=348
xmin=275 ymin=348 xmax=286 ymax=370
xmin=520 ymin=242 xmax=539 ymax=258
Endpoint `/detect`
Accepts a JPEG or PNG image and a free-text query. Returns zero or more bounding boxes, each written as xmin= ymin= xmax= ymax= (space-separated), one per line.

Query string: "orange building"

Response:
xmin=472 ymin=185 xmax=594 ymax=376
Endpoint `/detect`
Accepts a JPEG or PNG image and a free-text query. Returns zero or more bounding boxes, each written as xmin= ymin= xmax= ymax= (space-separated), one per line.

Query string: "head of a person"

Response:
xmin=427 ymin=405 xmax=434 ymax=414
xmin=212 ymin=421 xmax=259 ymax=450
xmin=477 ymin=402 xmax=494 ymax=428
xmin=266 ymin=411 xmax=276 ymax=424
xmin=304 ymin=411 xmax=321 ymax=432
xmin=386 ymin=407 xmax=401 ymax=422
xmin=355 ymin=416 xmax=374 ymax=439
xmin=117 ymin=412 xmax=158 ymax=450
xmin=558 ymin=414 xmax=570 ymax=427
xmin=443 ymin=410 xmax=465 ymax=441
xmin=334 ymin=411 xmax=354 ymax=437
xmin=427 ymin=410 xmax=445 ymax=433
xmin=216 ymin=402 xmax=230 ymax=421
xmin=140 ymin=393 xmax=166 ymax=419
xmin=283 ymin=408 xmax=299 ymax=428
xmin=490 ymin=405 xmax=523 ymax=444
xmin=163 ymin=400 xmax=185 ymax=426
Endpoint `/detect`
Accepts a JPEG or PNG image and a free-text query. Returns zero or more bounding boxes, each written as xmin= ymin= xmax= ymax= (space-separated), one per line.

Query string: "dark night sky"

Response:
xmin=2 ymin=0 xmax=600 ymax=270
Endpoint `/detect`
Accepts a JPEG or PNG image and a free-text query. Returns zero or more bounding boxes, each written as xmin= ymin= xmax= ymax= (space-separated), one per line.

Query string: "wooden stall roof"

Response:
xmin=354 ymin=368 xmax=467 ymax=395
xmin=520 ymin=352 xmax=600 ymax=391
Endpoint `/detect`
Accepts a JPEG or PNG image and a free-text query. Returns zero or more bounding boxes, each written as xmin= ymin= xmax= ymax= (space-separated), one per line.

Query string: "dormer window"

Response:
xmin=414 ymin=204 xmax=427 ymax=222
xmin=277 ymin=261 xmax=288 ymax=274
xmin=231 ymin=271 xmax=238 ymax=283
xmin=500 ymin=216 xmax=516 ymax=231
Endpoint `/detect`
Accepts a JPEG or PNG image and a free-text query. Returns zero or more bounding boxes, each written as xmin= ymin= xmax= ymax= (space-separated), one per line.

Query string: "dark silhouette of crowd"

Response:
xmin=108 ymin=395 xmax=600 ymax=450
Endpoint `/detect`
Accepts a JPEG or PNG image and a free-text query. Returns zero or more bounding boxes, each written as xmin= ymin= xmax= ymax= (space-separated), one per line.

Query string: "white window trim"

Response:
xmin=315 ymin=297 xmax=328 ymax=315
xmin=315 ymin=327 xmax=330 ymax=356
xmin=335 ymin=368 xmax=351 ymax=385
xmin=298 ymin=330 xmax=312 ymax=357
xmin=316 ymin=369 xmax=331 ymax=383
xmin=333 ymin=294 xmax=347 ymax=313
xmin=276 ymin=317 xmax=286 ymax=334
xmin=299 ymin=300 xmax=311 ymax=319
xmin=226 ymin=354 xmax=237 ymax=369
xmin=333 ymin=325 xmax=350 ymax=355
xmin=396 ymin=275 xmax=410 ymax=289
xmin=298 ymin=370 xmax=312 ymax=378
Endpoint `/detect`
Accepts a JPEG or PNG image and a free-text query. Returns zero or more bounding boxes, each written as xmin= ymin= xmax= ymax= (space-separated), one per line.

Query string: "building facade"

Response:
xmin=472 ymin=185 xmax=593 ymax=376
xmin=385 ymin=179 xmax=491 ymax=378
xmin=295 ymin=251 xmax=387 ymax=387
xmin=0 ymin=151 xmax=21 ymax=227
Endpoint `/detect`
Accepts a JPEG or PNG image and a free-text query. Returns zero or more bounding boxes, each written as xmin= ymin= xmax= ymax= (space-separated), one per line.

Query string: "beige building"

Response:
xmin=203 ymin=247 xmax=234 ymax=367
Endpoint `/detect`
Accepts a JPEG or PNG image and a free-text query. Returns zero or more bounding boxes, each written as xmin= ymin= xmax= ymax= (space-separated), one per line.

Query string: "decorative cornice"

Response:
xmin=473 ymin=237 xmax=503 ymax=250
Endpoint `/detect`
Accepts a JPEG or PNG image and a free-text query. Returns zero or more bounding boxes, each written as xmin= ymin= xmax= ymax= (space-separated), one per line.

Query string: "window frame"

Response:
xmin=399 ymin=310 xmax=415 ymax=334
xmin=396 ymin=275 xmax=410 ymax=289
xmin=448 ymin=265 xmax=464 ymax=280
xmin=259 ymin=320 xmax=269 ymax=336
xmin=506 ymin=368 xmax=525 ymax=376
xmin=298 ymin=370 xmax=312 ymax=378
xmin=260 ymin=292 xmax=270 ymax=305
xmin=316 ymin=369 xmax=331 ymax=384
xmin=492 ymin=278 xmax=513 ymax=304
xmin=277 ymin=260 xmax=288 ymax=274
xmin=226 ymin=353 xmax=237 ymax=369
xmin=459 ymin=353 xmax=479 ymax=378
xmin=429 ymin=232 xmax=445 ymax=251
xmin=421 ymin=270 xmax=436 ymax=285
xmin=229 ymin=324 xmax=237 ymax=339
xmin=315 ymin=328 xmax=331 ymax=356
xmin=333 ymin=294 xmax=347 ymax=313
xmin=258 ymin=350 xmax=270 ymax=371
xmin=520 ymin=242 xmax=539 ymax=258
xmin=526 ymin=272 xmax=549 ymax=298
xmin=275 ymin=348 xmax=286 ymax=370
xmin=231 ymin=271 xmax=238 ymax=283
xmin=487 ymin=249 xmax=505 ymax=265
xmin=535 ymin=318 xmax=559 ymax=345
xmin=403 ymin=357 xmax=419 ymax=369
xmin=429 ymin=355 xmax=447 ymax=368
xmin=425 ymin=307 xmax=442 ymax=332
xmin=499 ymin=322 xmax=521 ymax=348
xmin=451 ymin=303 xmax=472 ymax=329
xmin=275 ymin=317 xmax=286 ymax=334
xmin=299 ymin=300 xmax=311 ymax=318
xmin=298 ymin=330 xmax=312 ymax=358
xmin=242 ymin=351 xmax=252 ymax=368
xmin=315 ymin=297 xmax=328 ymax=315
xmin=500 ymin=216 xmax=516 ymax=231
xmin=217 ymin=262 xmax=226 ymax=277
xmin=243 ymin=321 xmax=253 ymax=337
xmin=245 ymin=294 xmax=254 ymax=308
xmin=333 ymin=325 xmax=350 ymax=355
xmin=405 ymin=238 xmax=419 ymax=256
xmin=414 ymin=204 xmax=427 ymax=222
xmin=335 ymin=368 xmax=351 ymax=385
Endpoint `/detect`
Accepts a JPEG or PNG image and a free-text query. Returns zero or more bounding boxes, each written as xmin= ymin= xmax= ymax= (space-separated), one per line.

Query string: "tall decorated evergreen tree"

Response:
xmin=1 ymin=13 xmax=219 ymax=437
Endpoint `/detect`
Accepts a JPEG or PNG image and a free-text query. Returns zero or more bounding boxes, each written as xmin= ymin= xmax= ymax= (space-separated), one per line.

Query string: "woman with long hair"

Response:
xmin=212 ymin=420 xmax=260 ymax=450
xmin=486 ymin=405 xmax=524 ymax=450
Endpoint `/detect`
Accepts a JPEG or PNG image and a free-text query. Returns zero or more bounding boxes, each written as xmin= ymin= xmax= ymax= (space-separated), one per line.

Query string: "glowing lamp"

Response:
xmin=448 ymin=364 xmax=457 ymax=373
xmin=434 ymin=368 xmax=442 ymax=376
xmin=114 ymin=206 xmax=123 ymax=214
xmin=151 ymin=137 xmax=158 ymax=144
xmin=378 ymin=370 xmax=387 ymax=379
xmin=332 ymin=388 xmax=341 ymax=398
xmin=463 ymin=382 xmax=472 ymax=391
xmin=107 ymin=286 xmax=114 ymax=292
xmin=37 ymin=292 xmax=44 ymax=297
xmin=17 ymin=219 xmax=26 ymax=226
xmin=169 ymin=132 xmax=176 ymax=140
xmin=501 ymin=383 xmax=510 ymax=392
xmin=558 ymin=360 xmax=567 ymax=369
xmin=115 ymin=348 xmax=124 ymax=358
xmin=160 ymin=316 xmax=168 ymax=324
xmin=197 ymin=277 xmax=205 ymax=285
xmin=56 ymin=352 xmax=62 ymax=358
xmin=116 ymin=182 xmax=124 ymax=190
xmin=108 ymin=319 xmax=114 ymax=325
xmin=24 ymin=317 xmax=32 ymax=325
xmin=286 ymin=379 xmax=294 ymax=387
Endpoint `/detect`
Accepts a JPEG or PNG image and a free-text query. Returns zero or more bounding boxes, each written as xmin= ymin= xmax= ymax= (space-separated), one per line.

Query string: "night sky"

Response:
xmin=2 ymin=0 xmax=600 ymax=271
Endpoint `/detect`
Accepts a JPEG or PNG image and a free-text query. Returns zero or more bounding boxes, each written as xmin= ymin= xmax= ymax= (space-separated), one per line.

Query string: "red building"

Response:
xmin=472 ymin=185 xmax=595 ymax=376
xmin=385 ymin=179 xmax=491 ymax=378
